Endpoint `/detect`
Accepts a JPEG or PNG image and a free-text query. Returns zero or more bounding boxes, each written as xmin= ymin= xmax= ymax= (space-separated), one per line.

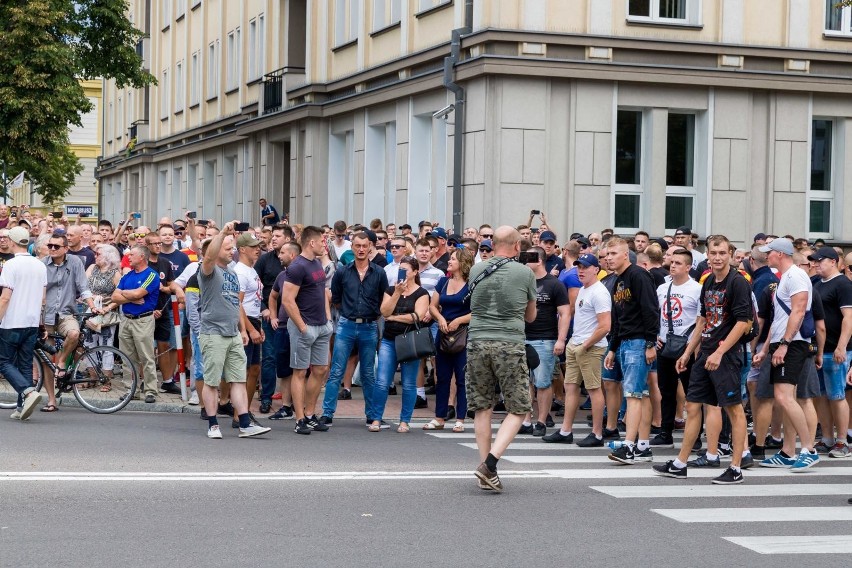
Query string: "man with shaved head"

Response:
xmin=467 ymin=226 xmax=537 ymax=492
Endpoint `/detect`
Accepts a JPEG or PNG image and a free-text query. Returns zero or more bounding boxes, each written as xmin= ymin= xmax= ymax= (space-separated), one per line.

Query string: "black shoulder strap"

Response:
xmin=665 ymin=282 xmax=674 ymax=335
xmin=464 ymin=257 xmax=512 ymax=302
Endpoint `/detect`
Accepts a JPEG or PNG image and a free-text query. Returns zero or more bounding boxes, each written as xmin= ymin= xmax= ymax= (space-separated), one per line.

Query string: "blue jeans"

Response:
xmin=322 ymin=317 xmax=378 ymax=419
xmin=526 ymin=339 xmax=557 ymax=388
xmin=617 ymin=339 xmax=650 ymax=398
xmin=190 ymin=332 xmax=204 ymax=380
xmin=820 ymin=353 xmax=850 ymax=401
xmin=0 ymin=327 xmax=38 ymax=408
xmin=435 ymin=339 xmax=467 ymax=420
xmin=374 ymin=338 xmax=420 ymax=422
xmin=260 ymin=318 xmax=278 ymax=403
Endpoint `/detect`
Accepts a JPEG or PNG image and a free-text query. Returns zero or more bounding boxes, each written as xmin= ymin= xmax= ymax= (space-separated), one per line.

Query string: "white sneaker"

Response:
xmin=10 ymin=409 xmax=27 ymax=421
xmin=20 ymin=391 xmax=43 ymax=421
xmin=207 ymin=425 xmax=223 ymax=439
xmin=239 ymin=424 xmax=271 ymax=438
xmin=188 ymin=391 xmax=199 ymax=405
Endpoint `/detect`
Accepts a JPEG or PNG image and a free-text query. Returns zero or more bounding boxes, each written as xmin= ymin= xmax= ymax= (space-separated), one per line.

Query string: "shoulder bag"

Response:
xmin=438 ymin=279 xmax=468 ymax=354
xmin=659 ymin=282 xmax=692 ymax=360
xmin=395 ymin=313 xmax=436 ymax=363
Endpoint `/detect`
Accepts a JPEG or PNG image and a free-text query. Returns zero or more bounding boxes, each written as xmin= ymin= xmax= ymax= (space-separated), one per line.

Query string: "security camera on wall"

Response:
xmin=432 ymin=104 xmax=455 ymax=120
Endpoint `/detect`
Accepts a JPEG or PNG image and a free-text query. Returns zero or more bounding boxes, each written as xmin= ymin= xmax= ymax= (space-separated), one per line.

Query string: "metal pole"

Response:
xmin=2 ymin=160 xmax=6 ymax=205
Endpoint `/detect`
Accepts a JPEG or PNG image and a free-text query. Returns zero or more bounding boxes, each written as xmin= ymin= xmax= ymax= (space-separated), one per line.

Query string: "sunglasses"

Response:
xmin=389 ymin=244 xmax=405 ymax=249
xmin=479 ymin=247 xmax=491 ymax=252
xmin=133 ymin=233 xmax=147 ymax=238
xmin=480 ymin=234 xmax=493 ymax=239
xmin=47 ymin=243 xmax=63 ymax=250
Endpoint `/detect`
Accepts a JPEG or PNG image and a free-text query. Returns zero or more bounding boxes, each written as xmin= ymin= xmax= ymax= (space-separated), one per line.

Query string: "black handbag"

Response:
xmin=395 ymin=313 xmax=435 ymax=363
xmin=439 ymin=324 xmax=468 ymax=354
xmin=659 ymin=282 xmax=692 ymax=360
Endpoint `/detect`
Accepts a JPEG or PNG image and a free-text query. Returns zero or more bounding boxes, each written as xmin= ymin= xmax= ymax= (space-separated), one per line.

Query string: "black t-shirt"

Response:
xmin=371 ymin=252 xmax=388 ymax=268
xmin=149 ymin=257 xmax=175 ymax=314
xmin=434 ymin=252 xmax=451 ymax=273
xmin=69 ymin=247 xmax=96 ymax=269
xmin=813 ymin=274 xmax=852 ymax=353
xmin=525 ymin=275 xmax=569 ymax=340
xmin=649 ymin=267 xmax=669 ymax=287
xmin=283 ymin=255 xmax=328 ymax=326
xmin=699 ymin=268 xmax=752 ymax=349
xmin=0 ymin=251 xmax=14 ymax=275
xmin=255 ymin=249 xmax=284 ymax=308
xmin=160 ymin=249 xmax=191 ymax=282
xmin=382 ymin=287 xmax=429 ymax=340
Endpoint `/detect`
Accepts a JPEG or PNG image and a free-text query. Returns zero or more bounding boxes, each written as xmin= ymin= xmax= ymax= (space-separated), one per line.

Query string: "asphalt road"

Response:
xmin=1 ymin=409 xmax=851 ymax=567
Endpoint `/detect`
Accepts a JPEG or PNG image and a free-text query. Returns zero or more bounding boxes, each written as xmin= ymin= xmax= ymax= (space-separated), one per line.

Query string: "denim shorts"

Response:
xmin=526 ymin=339 xmax=557 ymax=388
xmin=819 ymin=353 xmax=850 ymax=401
xmin=616 ymin=339 xmax=650 ymax=398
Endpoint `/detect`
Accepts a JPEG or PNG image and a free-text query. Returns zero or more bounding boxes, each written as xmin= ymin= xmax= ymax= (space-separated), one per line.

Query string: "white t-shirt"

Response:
xmin=384 ymin=260 xmax=401 ymax=286
xmin=233 ymin=261 xmax=263 ymax=319
xmin=770 ymin=265 xmax=812 ymax=343
xmin=332 ymin=239 xmax=351 ymax=260
xmin=690 ymin=249 xmax=706 ymax=270
xmin=175 ymin=261 xmax=199 ymax=289
xmin=571 ymin=281 xmax=611 ymax=347
xmin=0 ymin=253 xmax=47 ymax=329
xmin=657 ymin=279 xmax=703 ymax=339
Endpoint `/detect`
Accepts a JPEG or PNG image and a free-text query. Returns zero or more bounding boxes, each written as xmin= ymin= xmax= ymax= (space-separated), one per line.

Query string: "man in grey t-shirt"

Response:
xmin=198 ymin=222 xmax=270 ymax=440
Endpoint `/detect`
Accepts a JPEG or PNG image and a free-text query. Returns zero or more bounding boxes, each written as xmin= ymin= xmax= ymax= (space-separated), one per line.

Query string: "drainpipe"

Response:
xmin=444 ymin=0 xmax=473 ymax=234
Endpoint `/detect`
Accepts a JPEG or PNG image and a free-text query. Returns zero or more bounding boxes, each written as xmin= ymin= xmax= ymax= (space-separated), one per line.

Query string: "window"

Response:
xmin=825 ymin=0 xmax=852 ymax=35
xmin=226 ymin=29 xmax=241 ymax=91
xmin=665 ymin=113 xmax=695 ymax=230
xmin=176 ymin=0 xmax=186 ymax=18
xmin=117 ymin=97 xmax=123 ymax=139
xmin=417 ymin=0 xmax=451 ymax=12
xmin=107 ymin=102 xmax=113 ymax=142
xmin=258 ymin=15 xmax=265 ymax=78
xmin=809 ymin=119 xmax=834 ymax=235
xmin=207 ymin=41 xmax=219 ymax=99
xmin=175 ymin=61 xmax=184 ymax=112
xmin=627 ymin=0 xmax=700 ymax=25
xmin=161 ymin=0 xmax=171 ymax=29
xmin=248 ymin=17 xmax=264 ymax=80
xmin=192 ymin=0 xmax=201 ymax=8
xmin=160 ymin=68 xmax=169 ymax=118
xmin=335 ymin=0 xmax=360 ymax=46
xmin=190 ymin=51 xmax=200 ymax=105
xmin=613 ymin=110 xmax=643 ymax=231
xmin=373 ymin=0 xmax=401 ymax=30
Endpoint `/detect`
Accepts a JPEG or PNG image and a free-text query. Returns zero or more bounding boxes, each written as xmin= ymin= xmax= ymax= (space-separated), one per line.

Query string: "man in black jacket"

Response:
xmin=604 ymin=238 xmax=660 ymax=465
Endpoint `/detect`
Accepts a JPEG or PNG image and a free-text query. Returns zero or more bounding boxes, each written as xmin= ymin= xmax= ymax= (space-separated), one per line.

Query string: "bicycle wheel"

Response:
xmin=0 ymin=359 xmax=45 ymax=410
xmin=71 ymin=346 xmax=138 ymax=414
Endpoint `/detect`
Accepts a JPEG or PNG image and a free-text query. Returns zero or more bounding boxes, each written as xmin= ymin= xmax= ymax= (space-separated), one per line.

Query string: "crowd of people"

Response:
xmin=2 ymin=203 xmax=851 ymax=494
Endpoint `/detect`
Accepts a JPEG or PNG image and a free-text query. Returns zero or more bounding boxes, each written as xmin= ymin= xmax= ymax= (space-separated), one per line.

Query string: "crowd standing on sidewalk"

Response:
xmin=3 ymin=204 xmax=852 ymax=495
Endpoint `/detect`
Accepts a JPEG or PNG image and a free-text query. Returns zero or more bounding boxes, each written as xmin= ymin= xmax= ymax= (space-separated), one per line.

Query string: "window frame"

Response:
xmin=190 ymin=51 xmax=200 ymax=106
xmin=612 ymin=108 xmax=646 ymax=234
xmin=160 ymin=68 xmax=170 ymax=119
xmin=207 ymin=40 xmax=219 ymax=100
xmin=664 ymin=112 xmax=697 ymax=232
xmin=226 ymin=28 xmax=241 ymax=92
xmin=335 ymin=0 xmax=361 ymax=48
xmin=625 ymin=0 xmax=701 ymax=27
xmin=161 ymin=0 xmax=171 ymax=30
xmin=807 ymin=117 xmax=838 ymax=239
xmin=174 ymin=60 xmax=184 ymax=113
xmin=824 ymin=0 xmax=852 ymax=37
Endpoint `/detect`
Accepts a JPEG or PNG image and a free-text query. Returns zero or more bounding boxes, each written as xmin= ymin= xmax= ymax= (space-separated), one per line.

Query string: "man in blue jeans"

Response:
xmin=319 ymin=232 xmax=388 ymax=427
xmin=0 ymin=226 xmax=48 ymax=420
xmin=604 ymin=237 xmax=660 ymax=465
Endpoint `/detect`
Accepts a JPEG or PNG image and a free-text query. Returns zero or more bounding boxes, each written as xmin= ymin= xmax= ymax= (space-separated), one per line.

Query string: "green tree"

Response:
xmin=0 ymin=0 xmax=154 ymax=204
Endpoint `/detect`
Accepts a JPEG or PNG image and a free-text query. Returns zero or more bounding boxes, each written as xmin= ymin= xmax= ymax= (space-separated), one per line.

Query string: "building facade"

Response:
xmin=99 ymin=0 xmax=852 ymax=245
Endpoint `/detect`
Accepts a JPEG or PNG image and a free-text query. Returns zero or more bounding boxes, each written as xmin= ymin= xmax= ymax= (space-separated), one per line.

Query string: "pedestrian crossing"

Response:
xmin=417 ymin=420 xmax=852 ymax=555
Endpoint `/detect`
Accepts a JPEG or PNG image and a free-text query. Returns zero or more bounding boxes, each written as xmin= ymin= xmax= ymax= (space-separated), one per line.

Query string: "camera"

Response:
xmin=432 ymin=104 xmax=455 ymax=120
xmin=186 ymin=211 xmax=197 ymax=219
xmin=519 ymin=251 xmax=540 ymax=264
xmin=235 ymin=222 xmax=250 ymax=232
xmin=531 ymin=210 xmax=540 ymax=215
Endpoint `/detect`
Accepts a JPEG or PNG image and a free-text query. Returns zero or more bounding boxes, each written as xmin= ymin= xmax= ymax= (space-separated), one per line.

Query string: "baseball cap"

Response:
xmin=569 ymin=232 xmax=584 ymax=241
xmin=539 ymin=230 xmax=557 ymax=243
xmin=236 ymin=233 xmax=262 ymax=247
xmin=753 ymin=232 xmax=767 ymax=242
xmin=652 ymin=237 xmax=669 ymax=251
xmin=758 ymin=237 xmax=794 ymax=256
xmin=363 ymin=229 xmax=378 ymax=244
xmin=807 ymin=246 xmax=839 ymax=262
xmin=575 ymin=236 xmax=591 ymax=249
xmin=479 ymin=239 xmax=493 ymax=251
xmin=430 ymin=227 xmax=448 ymax=240
xmin=674 ymin=226 xmax=691 ymax=236
xmin=573 ymin=253 xmax=600 ymax=268
xmin=8 ymin=226 xmax=30 ymax=246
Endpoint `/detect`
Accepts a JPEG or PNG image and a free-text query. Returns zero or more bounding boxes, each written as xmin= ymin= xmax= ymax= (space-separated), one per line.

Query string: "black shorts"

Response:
xmin=755 ymin=354 xmax=819 ymax=399
xmin=244 ymin=317 xmax=262 ymax=367
xmin=769 ymin=341 xmax=810 ymax=386
xmin=686 ymin=348 xmax=743 ymax=408
xmin=154 ymin=314 xmax=173 ymax=343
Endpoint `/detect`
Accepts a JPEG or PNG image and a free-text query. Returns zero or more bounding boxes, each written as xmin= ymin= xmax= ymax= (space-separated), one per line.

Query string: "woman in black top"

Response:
xmin=373 ymin=257 xmax=430 ymax=433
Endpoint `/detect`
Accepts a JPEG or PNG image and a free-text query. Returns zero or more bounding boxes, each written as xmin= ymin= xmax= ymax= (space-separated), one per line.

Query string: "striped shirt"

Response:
xmin=418 ymin=264 xmax=445 ymax=295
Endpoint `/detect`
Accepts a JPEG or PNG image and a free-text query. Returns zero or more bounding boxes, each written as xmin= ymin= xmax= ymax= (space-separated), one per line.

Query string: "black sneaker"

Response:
xmin=650 ymin=433 xmax=674 ymax=448
xmin=653 ymin=460 xmax=687 ymax=479
xmin=414 ymin=396 xmax=428 ymax=409
xmin=576 ymin=433 xmax=604 ymax=447
xmin=688 ymin=453 xmax=721 ymax=468
xmin=650 ymin=425 xmax=662 ymax=436
xmin=425 ymin=385 xmax=437 ymax=395
xmin=294 ymin=419 xmax=311 ymax=435
xmin=551 ymin=399 xmax=565 ymax=412
xmin=474 ymin=462 xmax=503 ymax=492
xmin=306 ymin=415 xmax=329 ymax=432
xmin=446 ymin=406 xmax=456 ymax=420
xmin=718 ymin=445 xmax=733 ymax=458
xmin=748 ymin=432 xmax=756 ymax=446
xmin=602 ymin=428 xmax=621 ymax=441
xmin=532 ymin=422 xmax=547 ymax=437
xmin=711 ymin=466 xmax=743 ymax=485
xmin=269 ymin=405 xmax=294 ymax=420
xmin=555 ymin=407 xmax=565 ymax=417
xmin=388 ymin=385 xmax=397 ymax=395
xmin=338 ymin=389 xmax=352 ymax=400
xmin=518 ymin=423 xmax=534 ymax=435
xmin=634 ymin=447 xmax=653 ymax=462
xmin=258 ymin=401 xmax=272 ymax=414
xmin=740 ymin=453 xmax=755 ymax=470
xmin=542 ymin=431 xmax=573 ymax=444
xmin=608 ymin=444 xmax=634 ymax=465
xmin=617 ymin=420 xmax=627 ymax=432
xmin=764 ymin=435 xmax=783 ymax=449
xmin=200 ymin=408 xmax=209 ymax=420
xmin=217 ymin=402 xmax=235 ymax=417
xmin=749 ymin=444 xmax=766 ymax=461
xmin=545 ymin=413 xmax=555 ymax=428
xmin=847 ymin=433 xmax=852 ymax=445
xmin=159 ymin=381 xmax=181 ymax=394
xmin=318 ymin=415 xmax=333 ymax=427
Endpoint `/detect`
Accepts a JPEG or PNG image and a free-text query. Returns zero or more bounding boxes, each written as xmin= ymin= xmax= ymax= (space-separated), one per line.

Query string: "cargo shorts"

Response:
xmin=465 ymin=340 xmax=532 ymax=415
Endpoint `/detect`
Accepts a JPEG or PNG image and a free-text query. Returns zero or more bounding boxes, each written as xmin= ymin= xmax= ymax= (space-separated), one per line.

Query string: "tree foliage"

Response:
xmin=0 ymin=0 xmax=154 ymax=203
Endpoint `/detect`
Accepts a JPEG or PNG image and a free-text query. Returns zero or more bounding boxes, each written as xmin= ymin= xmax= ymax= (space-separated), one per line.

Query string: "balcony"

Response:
xmin=260 ymin=66 xmax=305 ymax=115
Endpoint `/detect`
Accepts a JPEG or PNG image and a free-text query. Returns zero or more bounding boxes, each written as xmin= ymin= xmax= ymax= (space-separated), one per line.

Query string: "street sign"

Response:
xmin=65 ymin=205 xmax=94 ymax=216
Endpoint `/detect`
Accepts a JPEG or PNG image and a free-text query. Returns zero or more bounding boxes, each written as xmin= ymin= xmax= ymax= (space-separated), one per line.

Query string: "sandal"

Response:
xmin=422 ymin=419 xmax=445 ymax=430
xmin=397 ymin=423 xmax=410 ymax=433
xmin=100 ymin=382 xmax=112 ymax=393
xmin=368 ymin=422 xmax=381 ymax=432
xmin=452 ymin=421 xmax=465 ymax=433
xmin=40 ymin=404 xmax=58 ymax=412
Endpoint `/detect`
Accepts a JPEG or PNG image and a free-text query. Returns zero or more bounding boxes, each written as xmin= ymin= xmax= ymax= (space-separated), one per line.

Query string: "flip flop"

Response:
xmin=40 ymin=404 xmax=58 ymax=413
xmin=452 ymin=421 xmax=465 ymax=433
xmin=397 ymin=423 xmax=410 ymax=433
xmin=422 ymin=419 xmax=444 ymax=430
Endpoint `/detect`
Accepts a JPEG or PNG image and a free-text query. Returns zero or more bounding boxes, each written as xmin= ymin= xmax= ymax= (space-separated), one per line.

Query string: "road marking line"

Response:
xmin=502 ymin=455 xmax=618 ymax=464
xmin=548 ymin=467 xmax=852 ymax=480
xmin=591 ymin=483 xmax=852 ymax=498
xmin=723 ymin=536 xmax=852 ymax=555
xmin=653 ymin=507 xmax=852 ymax=523
xmin=0 ymin=470 xmax=553 ymax=482
xmin=459 ymin=443 xmax=616 ymax=451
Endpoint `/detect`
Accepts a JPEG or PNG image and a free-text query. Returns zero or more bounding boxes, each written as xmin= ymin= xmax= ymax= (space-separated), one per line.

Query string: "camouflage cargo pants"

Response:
xmin=465 ymin=340 xmax=532 ymax=414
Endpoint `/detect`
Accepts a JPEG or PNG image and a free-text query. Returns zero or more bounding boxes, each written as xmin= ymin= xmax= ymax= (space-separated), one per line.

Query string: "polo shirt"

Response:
xmin=116 ymin=267 xmax=160 ymax=316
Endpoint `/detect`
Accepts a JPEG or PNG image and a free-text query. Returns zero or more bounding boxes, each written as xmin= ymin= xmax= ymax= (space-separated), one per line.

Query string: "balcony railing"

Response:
xmin=261 ymin=66 xmax=305 ymax=115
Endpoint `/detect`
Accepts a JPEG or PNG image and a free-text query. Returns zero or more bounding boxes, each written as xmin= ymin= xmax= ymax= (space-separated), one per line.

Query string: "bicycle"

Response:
xmin=0 ymin=313 xmax=139 ymax=414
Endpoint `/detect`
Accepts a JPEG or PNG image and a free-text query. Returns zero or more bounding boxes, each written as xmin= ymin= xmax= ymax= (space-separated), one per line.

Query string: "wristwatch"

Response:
xmin=779 ymin=338 xmax=790 ymax=347
xmin=645 ymin=340 xmax=656 ymax=350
